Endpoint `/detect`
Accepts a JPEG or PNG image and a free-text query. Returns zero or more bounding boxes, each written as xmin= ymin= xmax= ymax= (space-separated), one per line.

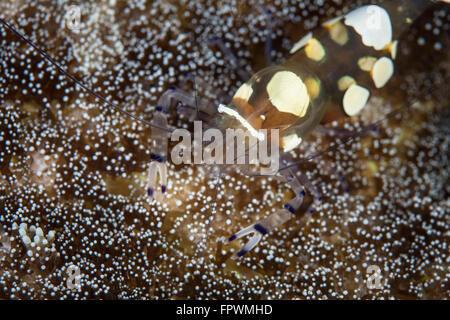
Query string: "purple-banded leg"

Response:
xmin=146 ymin=84 xmax=221 ymax=200
xmin=228 ymin=154 xmax=309 ymax=259
xmin=147 ymin=105 xmax=168 ymax=201
xmin=281 ymin=153 xmax=322 ymax=215
xmin=295 ymin=169 xmax=322 ymax=215
xmin=146 ymin=161 xmax=167 ymax=202
xmin=146 ymin=87 xmax=199 ymax=200
xmin=227 ymin=208 xmax=293 ymax=259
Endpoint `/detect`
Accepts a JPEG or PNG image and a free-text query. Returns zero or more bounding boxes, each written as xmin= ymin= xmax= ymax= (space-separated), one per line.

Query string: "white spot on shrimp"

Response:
xmin=343 ymin=83 xmax=370 ymax=116
xmin=337 ymin=75 xmax=356 ymax=91
xmin=305 ymin=38 xmax=326 ymax=62
xmin=267 ymin=71 xmax=310 ymax=117
xmin=281 ymin=133 xmax=303 ymax=152
xmin=358 ymin=56 xmax=377 ymax=72
xmin=371 ymin=57 xmax=394 ymax=88
xmin=344 ymin=5 xmax=392 ymax=50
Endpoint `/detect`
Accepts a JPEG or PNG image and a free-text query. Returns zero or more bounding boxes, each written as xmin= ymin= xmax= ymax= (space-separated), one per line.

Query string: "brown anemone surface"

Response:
xmin=0 ymin=0 xmax=448 ymax=299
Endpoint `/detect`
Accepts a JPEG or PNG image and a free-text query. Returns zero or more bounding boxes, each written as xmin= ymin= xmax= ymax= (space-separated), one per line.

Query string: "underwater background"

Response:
xmin=0 ymin=0 xmax=448 ymax=299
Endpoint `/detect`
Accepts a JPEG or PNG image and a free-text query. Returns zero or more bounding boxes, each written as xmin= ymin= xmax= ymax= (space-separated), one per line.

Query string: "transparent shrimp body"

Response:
xmin=216 ymin=64 xmax=329 ymax=258
xmin=1 ymin=0 xmax=443 ymax=263
xmin=223 ymin=1 xmax=439 ymax=258
xmin=146 ymin=106 xmax=168 ymax=202
xmin=219 ymin=64 xmax=327 ymax=153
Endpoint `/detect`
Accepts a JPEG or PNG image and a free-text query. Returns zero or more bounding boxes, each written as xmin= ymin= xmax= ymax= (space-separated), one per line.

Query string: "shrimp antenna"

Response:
xmin=277 ymin=90 xmax=436 ymax=173
xmin=192 ymin=73 xmax=200 ymax=119
xmin=0 ymin=17 xmax=172 ymax=133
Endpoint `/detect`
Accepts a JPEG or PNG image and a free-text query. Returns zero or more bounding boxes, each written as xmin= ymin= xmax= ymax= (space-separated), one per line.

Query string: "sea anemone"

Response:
xmin=0 ymin=0 xmax=448 ymax=299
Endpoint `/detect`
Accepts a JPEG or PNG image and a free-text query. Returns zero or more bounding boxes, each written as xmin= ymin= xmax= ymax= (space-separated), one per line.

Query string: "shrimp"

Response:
xmin=0 ymin=0 xmax=447 ymax=262
xmin=146 ymin=0 xmax=448 ymax=258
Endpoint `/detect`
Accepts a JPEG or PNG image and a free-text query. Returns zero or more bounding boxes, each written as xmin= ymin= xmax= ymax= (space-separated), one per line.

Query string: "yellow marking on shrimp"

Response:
xmin=304 ymin=77 xmax=321 ymax=99
xmin=358 ymin=56 xmax=377 ymax=72
xmin=305 ymin=38 xmax=326 ymax=62
xmin=386 ymin=40 xmax=398 ymax=59
xmin=327 ymin=21 xmax=349 ymax=46
xmin=343 ymin=83 xmax=370 ymax=116
xmin=266 ymin=71 xmax=310 ymax=117
xmin=290 ymin=32 xmax=312 ymax=54
xmin=337 ymin=75 xmax=356 ymax=91
xmin=322 ymin=16 xmax=343 ymax=27
xmin=371 ymin=57 xmax=394 ymax=88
